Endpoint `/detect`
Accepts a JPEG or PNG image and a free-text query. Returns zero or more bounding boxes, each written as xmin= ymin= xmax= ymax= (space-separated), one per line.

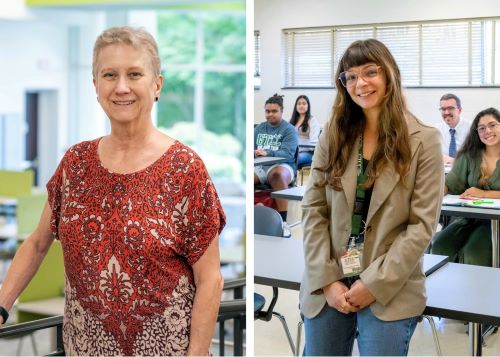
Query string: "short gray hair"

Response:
xmin=92 ymin=26 xmax=161 ymax=79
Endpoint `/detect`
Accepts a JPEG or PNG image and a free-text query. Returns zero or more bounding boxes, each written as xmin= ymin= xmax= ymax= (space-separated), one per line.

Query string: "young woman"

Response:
xmin=289 ymin=95 xmax=321 ymax=168
xmin=432 ymin=107 xmax=500 ymax=266
xmin=299 ymin=39 xmax=444 ymax=356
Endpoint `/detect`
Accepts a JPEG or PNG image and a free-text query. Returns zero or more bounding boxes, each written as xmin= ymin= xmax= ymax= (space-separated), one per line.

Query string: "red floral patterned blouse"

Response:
xmin=46 ymin=138 xmax=225 ymax=356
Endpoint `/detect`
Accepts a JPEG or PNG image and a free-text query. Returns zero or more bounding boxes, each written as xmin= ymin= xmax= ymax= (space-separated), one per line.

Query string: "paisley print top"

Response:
xmin=46 ymin=138 xmax=226 ymax=356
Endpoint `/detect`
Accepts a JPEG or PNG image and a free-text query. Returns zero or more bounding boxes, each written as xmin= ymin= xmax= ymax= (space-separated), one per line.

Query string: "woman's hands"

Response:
xmin=344 ymin=280 xmax=376 ymax=310
xmin=323 ymin=281 xmax=359 ymax=314
xmin=323 ymin=279 xmax=376 ymax=314
xmin=460 ymin=187 xmax=486 ymax=198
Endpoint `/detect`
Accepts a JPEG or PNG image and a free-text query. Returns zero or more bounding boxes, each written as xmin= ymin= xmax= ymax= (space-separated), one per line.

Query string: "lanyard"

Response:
xmin=351 ymin=136 xmax=368 ymax=239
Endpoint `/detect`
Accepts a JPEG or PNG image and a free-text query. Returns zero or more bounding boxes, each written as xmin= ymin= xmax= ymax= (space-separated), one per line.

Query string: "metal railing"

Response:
xmin=0 ymin=279 xmax=246 ymax=356
xmin=219 ymin=277 xmax=246 ymax=356
xmin=0 ymin=315 xmax=64 ymax=356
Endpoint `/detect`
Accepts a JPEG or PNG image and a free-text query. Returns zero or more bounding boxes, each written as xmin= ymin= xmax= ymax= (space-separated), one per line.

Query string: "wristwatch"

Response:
xmin=0 ymin=306 xmax=9 ymax=324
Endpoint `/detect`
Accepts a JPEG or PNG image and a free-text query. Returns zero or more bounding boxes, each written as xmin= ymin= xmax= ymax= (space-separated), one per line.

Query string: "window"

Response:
xmin=282 ymin=18 xmax=500 ymax=88
xmin=157 ymin=11 xmax=246 ymax=183
xmin=283 ymin=28 xmax=333 ymax=87
xmin=254 ymin=30 xmax=261 ymax=88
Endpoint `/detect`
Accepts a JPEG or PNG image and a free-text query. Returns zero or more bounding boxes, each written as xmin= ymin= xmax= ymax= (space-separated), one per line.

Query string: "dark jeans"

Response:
xmin=297 ymin=151 xmax=313 ymax=169
xmin=303 ymin=304 xmax=418 ymax=356
xmin=431 ymin=217 xmax=492 ymax=266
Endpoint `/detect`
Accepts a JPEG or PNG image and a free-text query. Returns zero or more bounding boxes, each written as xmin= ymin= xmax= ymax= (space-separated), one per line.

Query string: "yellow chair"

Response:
xmin=14 ymin=193 xmax=64 ymax=355
xmin=16 ymin=191 xmax=63 ymax=322
xmin=10 ymin=241 xmax=64 ymax=355
xmin=16 ymin=193 xmax=47 ymax=238
xmin=17 ymin=241 xmax=65 ymax=322
xmin=0 ymin=170 xmax=34 ymax=198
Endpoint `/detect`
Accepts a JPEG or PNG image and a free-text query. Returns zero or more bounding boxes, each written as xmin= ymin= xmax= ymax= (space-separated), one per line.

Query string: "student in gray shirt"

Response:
xmin=254 ymin=93 xmax=298 ymax=221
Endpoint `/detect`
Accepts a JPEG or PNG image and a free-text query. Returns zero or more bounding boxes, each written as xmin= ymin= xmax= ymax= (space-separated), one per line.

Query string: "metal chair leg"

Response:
xmin=30 ymin=333 xmax=38 ymax=355
xmin=16 ymin=335 xmax=24 ymax=356
xmin=422 ymin=315 xmax=442 ymax=356
xmin=295 ymin=320 xmax=303 ymax=357
xmin=272 ymin=312 xmax=296 ymax=355
xmin=481 ymin=324 xmax=498 ymax=347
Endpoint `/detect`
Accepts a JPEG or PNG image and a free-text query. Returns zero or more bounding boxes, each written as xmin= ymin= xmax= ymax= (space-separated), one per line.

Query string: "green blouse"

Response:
xmin=446 ymin=151 xmax=500 ymax=194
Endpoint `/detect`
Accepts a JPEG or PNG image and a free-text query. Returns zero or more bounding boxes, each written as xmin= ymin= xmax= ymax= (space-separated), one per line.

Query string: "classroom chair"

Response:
xmin=254 ymin=205 xmax=296 ymax=354
xmin=0 ymin=170 xmax=34 ymax=198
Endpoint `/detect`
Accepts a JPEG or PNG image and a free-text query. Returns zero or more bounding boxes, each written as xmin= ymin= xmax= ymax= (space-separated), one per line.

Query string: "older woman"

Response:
xmin=0 ymin=26 xmax=225 ymax=356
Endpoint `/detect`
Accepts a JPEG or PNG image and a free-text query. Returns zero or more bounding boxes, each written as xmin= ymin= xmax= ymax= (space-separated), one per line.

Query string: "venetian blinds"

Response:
xmin=282 ymin=18 xmax=500 ymax=88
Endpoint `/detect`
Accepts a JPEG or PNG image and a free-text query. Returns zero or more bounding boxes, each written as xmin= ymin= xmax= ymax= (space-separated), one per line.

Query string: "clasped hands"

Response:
xmin=323 ymin=279 xmax=375 ymax=314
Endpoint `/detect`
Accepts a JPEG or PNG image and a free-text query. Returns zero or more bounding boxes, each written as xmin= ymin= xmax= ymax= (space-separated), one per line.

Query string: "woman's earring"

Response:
xmin=155 ymin=97 xmax=159 ymax=102
xmin=96 ymin=96 xmax=99 ymax=102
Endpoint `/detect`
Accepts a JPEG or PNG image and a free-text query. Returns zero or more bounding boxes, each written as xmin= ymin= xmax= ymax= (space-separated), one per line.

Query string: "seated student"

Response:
xmin=289 ymin=95 xmax=321 ymax=169
xmin=432 ymin=107 xmax=500 ymax=266
xmin=254 ymin=93 xmax=298 ymax=222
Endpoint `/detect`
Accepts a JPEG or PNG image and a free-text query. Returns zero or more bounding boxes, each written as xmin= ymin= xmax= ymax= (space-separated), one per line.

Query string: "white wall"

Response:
xmin=254 ymin=0 xmax=500 ymax=128
xmin=0 ymin=20 xmax=69 ymax=181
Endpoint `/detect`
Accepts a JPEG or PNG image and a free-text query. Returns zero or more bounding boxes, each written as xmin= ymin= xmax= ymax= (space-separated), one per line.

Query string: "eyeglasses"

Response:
xmin=439 ymin=106 xmax=458 ymax=113
xmin=477 ymin=122 xmax=499 ymax=135
xmin=339 ymin=65 xmax=381 ymax=88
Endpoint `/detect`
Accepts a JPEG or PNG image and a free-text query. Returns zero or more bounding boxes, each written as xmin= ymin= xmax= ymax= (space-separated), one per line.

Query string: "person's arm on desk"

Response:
xmin=460 ymin=187 xmax=500 ymax=199
xmin=187 ymin=235 xmax=224 ymax=356
xmin=0 ymin=202 xmax=54 ymax=326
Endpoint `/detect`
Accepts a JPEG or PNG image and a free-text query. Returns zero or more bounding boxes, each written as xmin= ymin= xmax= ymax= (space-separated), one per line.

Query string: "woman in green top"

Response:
xmin=432 ymin=107 xmax=500 ymax=266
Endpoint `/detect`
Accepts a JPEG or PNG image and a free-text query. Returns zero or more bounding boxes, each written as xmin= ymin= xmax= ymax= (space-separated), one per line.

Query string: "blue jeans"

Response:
xmin=297 ymin=151 xmax=313 ymax=169
xmin=304 ymin=304 xmax=418 ymax=356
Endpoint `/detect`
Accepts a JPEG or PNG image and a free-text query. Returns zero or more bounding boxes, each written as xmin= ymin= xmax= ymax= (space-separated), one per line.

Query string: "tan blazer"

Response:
xmin=299 ymin=116 xmax=444 ymax=321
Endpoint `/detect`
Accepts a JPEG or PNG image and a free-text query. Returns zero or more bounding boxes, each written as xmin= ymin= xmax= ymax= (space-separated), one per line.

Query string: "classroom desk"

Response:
xmin=17 ymin=297 xmax=65 ymax=316
xmin=424 ymin=263 xmax=500 ymax=356
xmin=0 ymin=222 xmax=28 ymax=241
xmin=220 ymin=244 xmax=244 ymax=264
xmin=440 ymin=205 xmax=500 ymax=268
xmin=255 ymin=234 xmax=500 ymax=356
xmin=298 ymin=144 xmax=316 ymax=150
xmin=254 ymin=156 xmax=287 ymax=166
xmin=271 ymin=187 xmax=500 ymax=268
xmin=0 ymin=197 xmax=17 ymax=216
xmin=270 ymin=186 xmax=305 ymax=201
xmin=0 ymin=197 xmax=17 ymax=206
xmin=254 ymin=234 xmax=448 ymax=290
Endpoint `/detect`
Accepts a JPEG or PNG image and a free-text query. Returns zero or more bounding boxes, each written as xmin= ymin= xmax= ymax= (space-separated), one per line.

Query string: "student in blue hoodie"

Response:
xmin=254 ymin=93 xmax=298 ymax=221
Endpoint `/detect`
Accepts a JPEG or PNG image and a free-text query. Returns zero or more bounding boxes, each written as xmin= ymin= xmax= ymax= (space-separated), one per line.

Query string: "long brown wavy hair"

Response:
xmin=317 ymin=39 xmax=412 ymax=190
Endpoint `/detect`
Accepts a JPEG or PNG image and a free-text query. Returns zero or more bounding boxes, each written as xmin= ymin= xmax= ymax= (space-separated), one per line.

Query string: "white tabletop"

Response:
xmin=17 ymin=297 xmax=65 ymax=316
xmin=254 ymin=234 xmax=448 ymax=290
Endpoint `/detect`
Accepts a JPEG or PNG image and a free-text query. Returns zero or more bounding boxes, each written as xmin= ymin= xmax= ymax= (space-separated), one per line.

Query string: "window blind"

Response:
xmin=254 ymin=31 xmax=261 ymax=88
xmin=282 ymin=18 xmax=500 ymax=88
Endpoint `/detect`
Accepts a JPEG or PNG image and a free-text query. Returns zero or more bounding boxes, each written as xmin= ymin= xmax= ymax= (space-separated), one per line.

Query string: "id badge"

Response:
xmin=340 ymin=242 xmax=364 ymax=277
